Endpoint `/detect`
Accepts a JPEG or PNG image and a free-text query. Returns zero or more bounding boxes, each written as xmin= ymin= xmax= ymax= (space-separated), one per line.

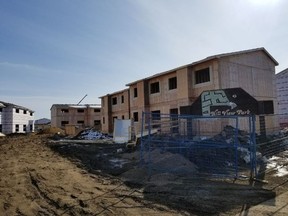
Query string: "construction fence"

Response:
xmin=140 ymin=112 xmax=288 ymax=179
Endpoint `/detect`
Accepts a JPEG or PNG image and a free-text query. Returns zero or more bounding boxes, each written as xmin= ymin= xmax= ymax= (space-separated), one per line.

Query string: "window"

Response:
xmin=133 ymin=112 xmax=139 ymax=122
xmin=121 ymin=95 xmax=124 ymax=103
xmin=15 ymin=124 xmax=19 ymax=132
xmin=103 ymin=117 xmax=105 ymax=124
xmin=30 ymin=125 xmax=33 ymax=131
xmin=151 ymin=110 xmax=161 ymax=120
xmin=134 ymin=88 xmax=138 ymax=98
xmin=0 ymin=108 xmax=2 ymax=112
xmin=30 ymin=112 xmax=33 ymax=116
xmin=94 ymin=120 xmax=101 ymax=126
xmin=16 ymin=108 xmax=19 ymax=113
xmin=170 ymin=108 xmax=178 ymax=133
xmin=195 ymin=67 xmax=210 ymax=84
xmin=169 ymin=77 xmax=177 ymax=90
xmin=170 ymin=108 xmax=178 ymax=115
xmin=23 ymin=124 xmax=27 ymax=132
xmin=77 ymin=120 xmax=84 ymax=124
xmin=151 ymin=110 xmax=160 ymax=129
xmin=77 ymin=109 xmax=84 ymax=113
xmin=0 ymin=124 xmax=2 ymax=132
xmin=94 ymin=109 xmax=100 ymax=112
xmin=24 ymin=110 xmax=27 ymax=114
xmin=150 ymin=82 xmax=160 ymax=94
xmin=61 ymin=109 xmax=69 ymax=113
xmin=112 ymin=97 xmax=117 ymax=105
xmin=122 ymin=115 xmax=125 ymax=119
xmin=61 ymin=121 xmax=69 ymax=126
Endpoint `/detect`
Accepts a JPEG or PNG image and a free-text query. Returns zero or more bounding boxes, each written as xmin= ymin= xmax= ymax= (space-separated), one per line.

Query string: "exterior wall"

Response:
xmin=218 ymin=51 xmax=278 ymax=131
xmin=100 ymin=89 xmax=130 ymax=134
xmin=100 ymin=96 xmax=111 ymax=134
xmin=218 ymin=51 xmax=276 ymax=101
xmin=50 ymin=104 xmax=101 ymax=130
xmin=276 ymin=68 xmax=288 ymax=126
xmin=102 ymin=49 xmax=278 ymax=135
xmin=0 ymin=104 xmax=34 ymax=134
xmin=128 ymin=61 xmax=221 ymax=134
xmin=188 ymin=59 xmax=220 ymax=99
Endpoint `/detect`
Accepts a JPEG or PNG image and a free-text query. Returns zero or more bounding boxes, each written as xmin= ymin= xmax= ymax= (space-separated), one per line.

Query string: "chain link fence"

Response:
xmin=140 ymin=112 xmax=288 ymax=180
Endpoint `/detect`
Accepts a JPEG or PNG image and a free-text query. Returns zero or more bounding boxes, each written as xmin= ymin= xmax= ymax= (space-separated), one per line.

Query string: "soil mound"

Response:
xmin=39 ymin=127 xmax=65 ymax=135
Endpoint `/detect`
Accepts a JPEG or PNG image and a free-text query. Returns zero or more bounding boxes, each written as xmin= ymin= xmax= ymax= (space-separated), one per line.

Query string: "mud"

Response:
xmin=1 ymin=134 xmax=288 ymax=215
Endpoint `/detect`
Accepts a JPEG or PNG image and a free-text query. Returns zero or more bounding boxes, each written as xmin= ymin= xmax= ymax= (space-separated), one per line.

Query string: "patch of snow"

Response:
xmin=266 ymin=153 xmax=288 ymax=177
xmin=238 ymin=147 xmax=251 ymax=163
xmin=266 ymin=161 xmax=277 ymax=169
xmin=109 ymin=158 xmax=129 ymax=168
xmin=275 ymin=167 xmax=288 ymax=177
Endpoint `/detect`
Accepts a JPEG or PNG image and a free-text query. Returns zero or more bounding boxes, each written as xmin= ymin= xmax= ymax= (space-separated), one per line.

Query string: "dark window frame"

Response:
xmin=195 ymin=67 xmax=210 ymax=84
xmin=61 ymin=109 xmax=69 ymax=113
xmin=150 ymin=82 xmax=160 ymax=94
xmin=61 ymin=121 xmax=69 ymax=126
xmin=94 ymin=120 xmax=101 ymax=125
xmin=134 ymin=88 xmax=138 ymax=98
xmin=15 ymin=124 xmax=19 ymax=132
xmin=133 ymin=112 xmax=139 ymax=122
xmin=168 ymin=77 xmax=177 ymax=90
xmin=151 ymin=110 xmax=161 ymax=120
xmin=112 ymin=97 xmax=117 ymax=105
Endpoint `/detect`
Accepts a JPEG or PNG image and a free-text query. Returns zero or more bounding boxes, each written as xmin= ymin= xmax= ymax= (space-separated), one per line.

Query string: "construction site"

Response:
xmin=1 ymin=47 xmax=287 ymax=215
xmin=1 ymin=111 xmax=288 ymax=215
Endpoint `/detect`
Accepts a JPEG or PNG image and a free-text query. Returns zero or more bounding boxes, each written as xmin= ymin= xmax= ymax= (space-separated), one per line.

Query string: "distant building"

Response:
xmin=50 ymin=104 xmax=101 ymax=130
xmin=34 ymin=118 xmax=51 ymax=132
xmin=276 ymin=68 xmax=288 ymax=127
xmin=0 ymin=101 xmax=34 ymax=134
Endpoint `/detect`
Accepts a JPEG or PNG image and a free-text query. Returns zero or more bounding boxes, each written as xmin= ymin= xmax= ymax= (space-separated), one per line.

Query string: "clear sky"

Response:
xmin=0 ymin=0 xmax=287 ymax=119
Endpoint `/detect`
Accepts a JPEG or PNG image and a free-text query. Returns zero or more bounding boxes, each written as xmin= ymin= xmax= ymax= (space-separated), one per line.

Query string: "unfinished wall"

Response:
xmin=218 ymin=51 xmax=276 ymax=101
xmin=100 ymin=89 xmax=130 ymax=134
xmin=51 ymin=104 xmax=101 ymax=131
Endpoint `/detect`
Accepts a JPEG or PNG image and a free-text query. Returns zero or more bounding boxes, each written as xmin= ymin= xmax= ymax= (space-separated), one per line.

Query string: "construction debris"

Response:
xmin=76 ymin=129 xmax=112 ymax=140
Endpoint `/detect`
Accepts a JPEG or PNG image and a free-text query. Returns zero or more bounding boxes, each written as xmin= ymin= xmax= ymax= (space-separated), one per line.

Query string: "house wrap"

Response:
xmin=0 ymin=101 xmax=34 ymax=134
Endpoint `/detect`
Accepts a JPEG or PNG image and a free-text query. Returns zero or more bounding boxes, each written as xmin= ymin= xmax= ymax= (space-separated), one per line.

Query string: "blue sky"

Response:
xmin=0 ymin=0 xmax=287 ymax=119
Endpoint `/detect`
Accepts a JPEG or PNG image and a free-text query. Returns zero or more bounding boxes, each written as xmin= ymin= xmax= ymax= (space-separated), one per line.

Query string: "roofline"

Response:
xmin=276 ymin=68 xmax=288 ymax=76
xmin=126 ymin=47 xmax=279 ymax=86
xmin=99 ymin=88 xmax=129 ymax=98
xmin=0 ymin=101 xmax=34 ymax=112
xmin=50 ymin=104 xmax=101 ymax=110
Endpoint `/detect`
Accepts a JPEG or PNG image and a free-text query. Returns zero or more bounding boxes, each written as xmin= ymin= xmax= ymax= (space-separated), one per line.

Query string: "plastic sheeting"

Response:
xmin=113 ymin=119 xmax=131 ymax=144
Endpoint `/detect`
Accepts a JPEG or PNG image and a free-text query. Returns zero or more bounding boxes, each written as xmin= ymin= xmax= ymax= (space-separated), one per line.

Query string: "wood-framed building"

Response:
xmin=100 ymin=47 xmax=279 ymax=134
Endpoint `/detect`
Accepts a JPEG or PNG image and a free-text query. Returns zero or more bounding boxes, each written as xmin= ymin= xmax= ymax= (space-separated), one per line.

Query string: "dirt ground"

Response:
xmin=0 ymin=134 xmax=288 ymax=216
